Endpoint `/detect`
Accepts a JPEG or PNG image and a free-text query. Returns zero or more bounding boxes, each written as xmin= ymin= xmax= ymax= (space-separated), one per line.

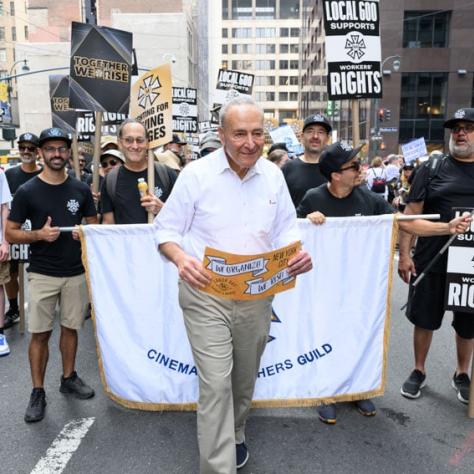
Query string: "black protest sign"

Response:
xmin=76 ymin=111 xmax=128 ymax=140
xmin=49 ymin=75 xmax=77 ymax=135
xmin=172 ymin=87 xmax=198 ymax=133
xmin=199 ymin=121 xmax=218 ymax=133
xmin=323 ymin=0 xmax=382 ymax=99
xmin=445 ymin=207 xmax=474 ymax=313
xmin=69 ymin=22 xmax=132 ymax=113
xmin=214 ymin=69 xmax=254 ymax=105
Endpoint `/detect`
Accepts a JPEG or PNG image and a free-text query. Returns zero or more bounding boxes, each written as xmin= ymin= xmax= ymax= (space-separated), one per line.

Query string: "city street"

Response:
xmin=1 ymin=264 xmax=473 ymax=474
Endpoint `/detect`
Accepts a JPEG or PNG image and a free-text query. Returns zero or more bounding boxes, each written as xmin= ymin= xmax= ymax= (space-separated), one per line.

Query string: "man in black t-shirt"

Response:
xmin=297 ymin=142 xmax=471 ymax=424
xmin=100 ymin=119 xmax=177 ymax=224
xmin=282 ymin=114 xmax=331 ymax=208
xmin=399 ymin=108 xmax=474 ymax=406
xmin=6 ymin=127 xmax=98 ymax=423
xmin=4 ymin=133 xmax=42 ymax=328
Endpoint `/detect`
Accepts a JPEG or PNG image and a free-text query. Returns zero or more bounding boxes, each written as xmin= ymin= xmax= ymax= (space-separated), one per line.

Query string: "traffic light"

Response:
xmin=385 ymin=109 xmax=391 ymax=121
xmin=378 ymin=108 xmax=385 ymax=122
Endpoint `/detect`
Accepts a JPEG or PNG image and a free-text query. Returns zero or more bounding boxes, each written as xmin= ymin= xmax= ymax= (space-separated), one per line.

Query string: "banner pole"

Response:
xmin=92 ymin=111 xmax=103 ymax=194
xmin=351 ymin=99 xmax=360 ymax=148
xmin=18 ymin=262 xmax=25 ymax=334
xmin=71 ymin=133 xmax=81 ymax=179
xmin=147 ymin=149 xmax=155 ymax=224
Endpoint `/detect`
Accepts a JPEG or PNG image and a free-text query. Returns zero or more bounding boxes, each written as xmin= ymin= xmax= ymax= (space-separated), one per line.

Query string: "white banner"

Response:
xmin=81 ymin=215 xmax=396 ymax=410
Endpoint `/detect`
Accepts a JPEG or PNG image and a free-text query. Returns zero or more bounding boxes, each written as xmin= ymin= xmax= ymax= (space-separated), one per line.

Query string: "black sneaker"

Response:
xmin=317 ymin=403 xmax=337 ymax=424
xmin=236 ymin=442 xmax=249 ymax=470
xmin=24 ymin=389 xmax=47 ymax=423
xmin=3 ymin=308 xmax=19 ymax=329
xmin=401 ymin=369 xmax=426 ymax=399
xmin=60 ymin=371 xmax=95 ymax=399
xmin=354 ymin=398 xmax=376 ymax=416
xmin=452 ymin=372 xmax=470 ymax=404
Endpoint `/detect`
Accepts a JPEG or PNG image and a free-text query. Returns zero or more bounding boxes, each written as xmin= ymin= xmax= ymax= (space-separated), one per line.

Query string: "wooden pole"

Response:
xmin=71 ymin=134 xmax=81 ymax=179
xmin=147 ymin=149 xmax=155 ymax=224
xmin=92 ymin=111 xmax=103 ymax=194
xmin=351 ymin=98 xmax=360 ymax=148
xmin=18 ymin=262 xmax=25 ymax=334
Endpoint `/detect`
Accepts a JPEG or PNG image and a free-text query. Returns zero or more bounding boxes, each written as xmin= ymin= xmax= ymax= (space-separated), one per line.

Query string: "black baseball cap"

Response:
xmin=319 ymin=141 xmax=363 ymax=180
xmin=303 ymin=113 xmax=332 ymax=133
xmin=268 ymin=142 xmax=289 ymax=154
xmin=18 ymin=132 xmax=39 ymax=147
xmin=168 ymin=133 xmax=187 ymax=145
xmin=39 ymin=127 xmax=72 ymax=147
xmin=443 ymin=108 xmax=474 ymax=129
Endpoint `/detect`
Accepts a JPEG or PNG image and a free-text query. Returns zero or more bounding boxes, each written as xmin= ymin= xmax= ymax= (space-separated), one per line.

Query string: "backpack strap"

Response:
xmin=105 ymin=166 xmax=121 ymax=204
xmin=426 ymin=154 xmax=447 ymax=181
xmin=154 ymin=162 xmax=170 ymax=193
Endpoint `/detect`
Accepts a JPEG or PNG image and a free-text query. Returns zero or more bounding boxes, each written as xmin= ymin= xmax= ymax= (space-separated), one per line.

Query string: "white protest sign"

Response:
xmin=401 ymin=137 xmax=428 ymax=164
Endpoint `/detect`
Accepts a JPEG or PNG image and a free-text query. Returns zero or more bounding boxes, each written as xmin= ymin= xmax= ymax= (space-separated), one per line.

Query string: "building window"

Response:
xmin=256 ymin=44 xmax=275 ymax=54
xmin=255 ymin=60 xmax=275 ymax=70
xmin=280 ymin=44 xmax=289 ymax=54
xmin=280 ymin=28 xmax=289 ymax=37
xmin=256 ymin=0 xmax=275 ymax=19
xmin=289 ymin=60 xmax=299 ymax=69
xmin=290 ymin=44 xmax=299 ymax=53
xmin=279 ymin=92 xmax=288 ymax=101
xmin=399 ymin=72 xmax=448 ymax=143
xmin=0 ymin=3 xmax=3 ymax=14
xmin=222 ymin=44 xmax=228 ymax=54
xmin=255 ymin=76 xmax=275 ymax=86
xmin=0 ymin=27 xmax=5 ymax=41
xmin=264 ymin=109 xmax=275 ymax=118
xmin=255 ymin=91 xmax=275 ymax=101
xmin=279 ymin=76 xmax=299 ymax=86
xmin=280 ymin=60 xmax=288 ymax=69
xmin=232 ymin=44 xmax=252 ymax=54
xmin=256 ymin=27 xmax=275 ymax=38
xmin=232 ymin=28 xmax=252 ymax=38
xmin=11 ymin=26 xmax=16 ymax=41
xmin=222 ymin=28 xmax=228 ymax=38
xmin=231 ymin=59 xmax=253 ymax=70
xmin=279 ymin=110 xmax=297 ymax=120
xmin=24 ymin=25 xmax=28 ymax=39
xmin=289 ymin=92 xmax=298 ymax=101
xmin=0 ymin=49 xmax=6 ymax=62
xmin=222 ymin=0 xmax=229 ymax=19
xmin=403 ymin=11 xmax=450 ymax=48
xmin=10 ymin=1 xmax=14 ymax=15
xmin=290 ymin=28 xmax=300 ymax=38
xmin=280 ymin=0 xmax=300 ymax=19
xmin=232 ymin=0 xmax=252 ymax=19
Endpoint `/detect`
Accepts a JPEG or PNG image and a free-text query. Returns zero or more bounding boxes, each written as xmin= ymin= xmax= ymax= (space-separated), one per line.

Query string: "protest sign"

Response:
xmin=323 ymin=0 xmax=382 ymax=99
xmin=49 ymin=75 xmax=77 ymax=134
xmin=202 ymin=241 xmax=301 ymax=300
xmin=130 ymin=64 xmax=173 ymax=148
xmin=199 ymin=121 xmax=218 ymax=133
xmin=401 ymin=137 xmax=428 ymax=164
xmin=172 ymin=87 xmax=198 ymax=133
xmin=446 ymin=207 xmax=474 ymax=313
xmin=214 ymin=68 xmax=254 ymax=106
xmin=269 ymin=125 xmax=304 ymax=156
xmin=69 ymin=22 xmax=132 ymax=113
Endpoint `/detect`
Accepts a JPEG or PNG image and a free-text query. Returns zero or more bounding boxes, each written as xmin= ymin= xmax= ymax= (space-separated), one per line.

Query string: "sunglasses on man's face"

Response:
xmin=339 ymin=160 xmax=361 ymax=172
xmin=19 ymin=145 xmax=37 ymax=152
xmin=101 ymin=158 xmax=119 ymax=168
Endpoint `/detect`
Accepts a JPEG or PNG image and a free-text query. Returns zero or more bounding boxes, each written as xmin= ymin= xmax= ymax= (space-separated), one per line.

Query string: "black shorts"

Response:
xmin=406 ymin=272 xmax=474 ymax=339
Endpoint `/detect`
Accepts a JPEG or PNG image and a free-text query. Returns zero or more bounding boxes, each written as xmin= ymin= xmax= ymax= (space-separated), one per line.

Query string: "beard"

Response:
xmin=44 ymin=156 xmax=68 ymax=171
xmin=449 ymin=136 xmax=474 ymax=159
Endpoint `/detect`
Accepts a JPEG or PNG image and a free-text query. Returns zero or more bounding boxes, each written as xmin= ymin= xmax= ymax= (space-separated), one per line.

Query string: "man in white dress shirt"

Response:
xmin=155 ymin=96 xmax=312 ymax=474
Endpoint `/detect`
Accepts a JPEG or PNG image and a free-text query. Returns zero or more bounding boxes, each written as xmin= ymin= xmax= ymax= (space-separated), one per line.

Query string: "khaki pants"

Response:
xmin=179 ymin=281 xmax=273 ymax=474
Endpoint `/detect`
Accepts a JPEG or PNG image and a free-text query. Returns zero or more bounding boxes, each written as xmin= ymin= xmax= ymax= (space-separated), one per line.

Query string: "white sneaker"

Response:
xmin=0 ymin=334 xmax=10 ymax=357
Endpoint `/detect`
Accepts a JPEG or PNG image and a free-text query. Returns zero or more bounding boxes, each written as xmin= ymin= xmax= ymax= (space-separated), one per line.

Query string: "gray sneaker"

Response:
xmin=401 ymin=369 xmax=426 ymax=399
xmin=60 ymin=371 xmax=95 ymax=399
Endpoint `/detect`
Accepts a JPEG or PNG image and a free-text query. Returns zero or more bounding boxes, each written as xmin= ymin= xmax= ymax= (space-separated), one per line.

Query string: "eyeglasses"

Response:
xmin=121 ymin=136 xmax=147 ymax=145
xmin=101 ymin=159 xmax=119 ymax=168
xmin=452 ymin=124 xmax=474 ymax=134
xmin=43 ymin=145 xmax=68 ymax=154
xmin=339 ymin=160 xmax=361 ymax=172
xmin=19 ymin=145 xmax=37 ymax=152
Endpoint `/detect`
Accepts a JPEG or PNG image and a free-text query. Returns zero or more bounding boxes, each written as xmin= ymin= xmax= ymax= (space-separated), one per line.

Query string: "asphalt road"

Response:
xmin=1 ymin=266 xmax=473 ymax=474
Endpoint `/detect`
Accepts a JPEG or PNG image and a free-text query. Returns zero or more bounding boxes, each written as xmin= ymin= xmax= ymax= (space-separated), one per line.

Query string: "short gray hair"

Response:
xmin=117 ymin=118 xmax=148 ymax=139
xmin=219 ymin=95 xmax=264 ymax=128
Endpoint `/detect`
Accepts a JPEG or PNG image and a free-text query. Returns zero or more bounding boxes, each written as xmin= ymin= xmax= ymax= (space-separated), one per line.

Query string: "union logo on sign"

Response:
xmin=345 ymin=33 xmax=366 ymax=61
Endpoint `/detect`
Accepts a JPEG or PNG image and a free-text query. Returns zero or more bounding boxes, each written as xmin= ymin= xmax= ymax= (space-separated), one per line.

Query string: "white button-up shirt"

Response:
xmin=154 ymin=148 xmax=300 ymax=260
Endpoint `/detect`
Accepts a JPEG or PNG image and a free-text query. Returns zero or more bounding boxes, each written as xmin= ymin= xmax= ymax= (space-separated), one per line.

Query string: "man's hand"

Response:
xmin=72 ymin=225 xmax=80 ymax=241
xmin=176 ymin=253 xmax=211 ymax=289
xmin=0 ymin=241 xmax=9 ymax=262
xmin=37 ymin=216 xmax=60 ymax=242
xmin=306 ymin=211 xmax=326 ymax=225
xmin=448 ymin=211 xmax=472 ymax=235
xmin=92 ymin=191 xmax=100 ymax=206
xmin=141 ymin=191 xmax=164 ymax=215
xmin=287 ymin=250 xmax=313 ymax=277
xmin=398 ymin=255 xmax=416 ymax=284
